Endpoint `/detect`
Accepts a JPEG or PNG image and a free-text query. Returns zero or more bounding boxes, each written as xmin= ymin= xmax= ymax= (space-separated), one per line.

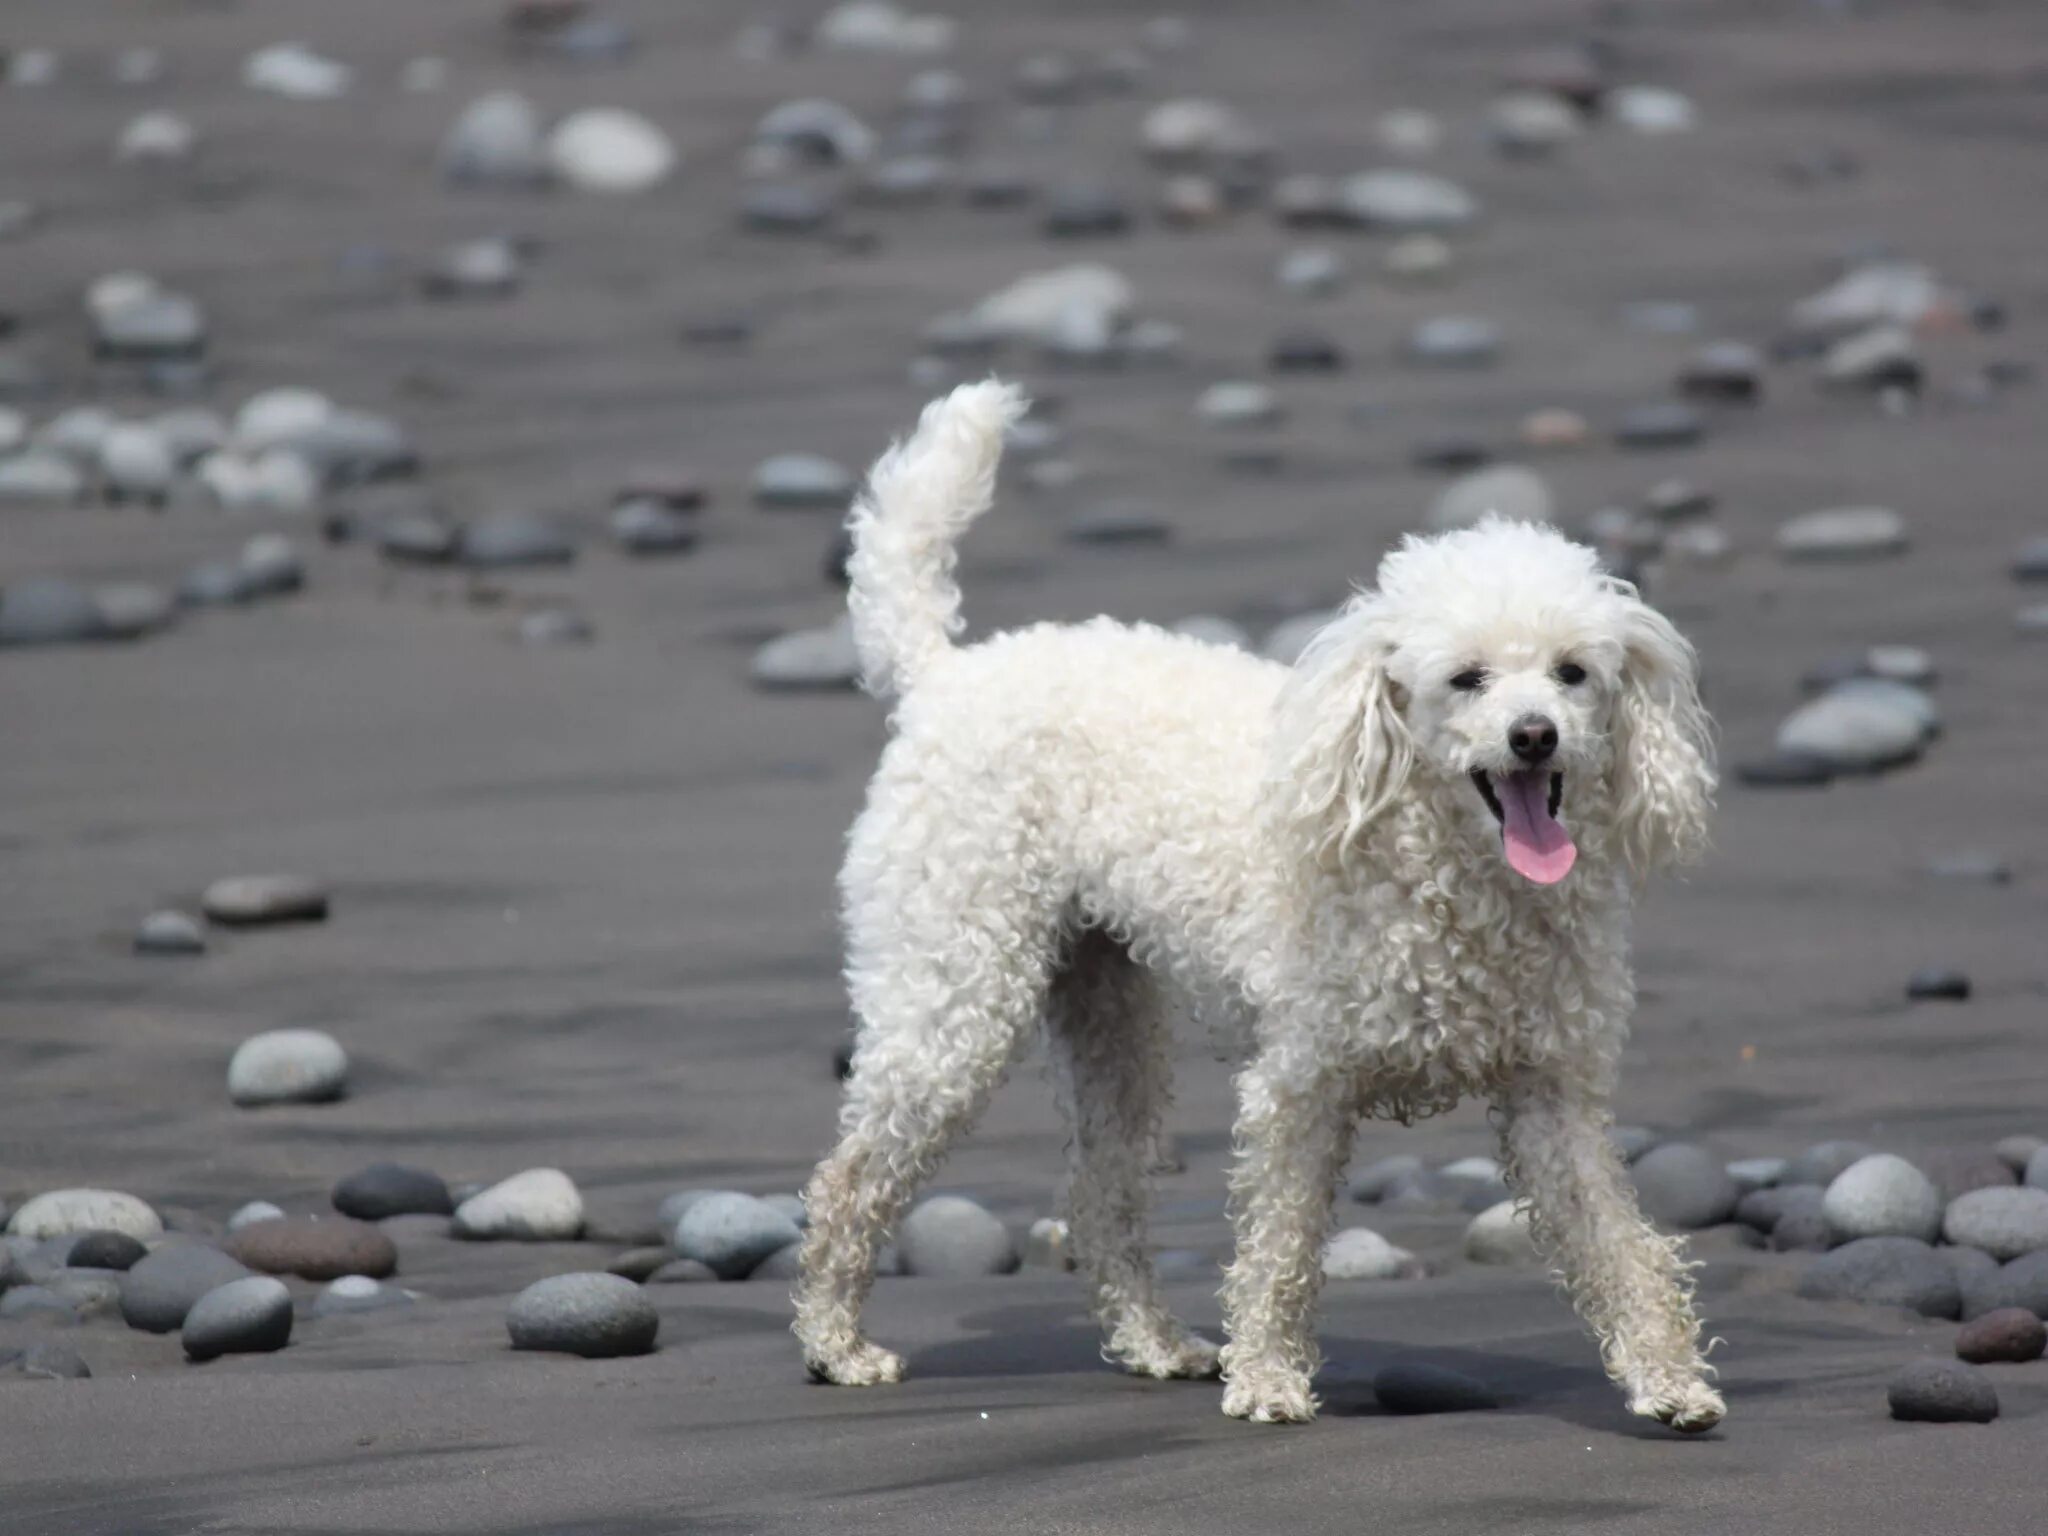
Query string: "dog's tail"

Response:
xmin=845 ymin=378 xmax=1028 ymax=698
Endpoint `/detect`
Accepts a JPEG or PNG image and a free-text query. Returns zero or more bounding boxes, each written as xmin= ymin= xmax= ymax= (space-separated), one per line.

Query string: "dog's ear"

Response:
xmin=1266 ymin=597 xmax=1414 ymax=871
xmin=1609 ymin=591 xmax=1715 ymax=876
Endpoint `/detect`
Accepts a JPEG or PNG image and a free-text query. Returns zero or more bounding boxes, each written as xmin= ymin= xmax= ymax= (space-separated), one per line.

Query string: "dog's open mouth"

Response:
xmin=1471 ymin=769 xmax=1576 ymax=885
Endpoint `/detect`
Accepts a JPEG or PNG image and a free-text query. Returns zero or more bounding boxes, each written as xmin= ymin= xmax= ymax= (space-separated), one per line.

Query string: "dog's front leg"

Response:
xmin=1497 ymin=1074 xmax=1724 ymax=1433
xmin=1218 ymin=1053 xmax=1358 ymax=1425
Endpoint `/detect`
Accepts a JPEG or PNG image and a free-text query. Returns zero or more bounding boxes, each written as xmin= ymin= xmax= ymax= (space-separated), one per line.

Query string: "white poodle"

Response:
xmin=795 ymin=380 xmax=1725 ymax=1433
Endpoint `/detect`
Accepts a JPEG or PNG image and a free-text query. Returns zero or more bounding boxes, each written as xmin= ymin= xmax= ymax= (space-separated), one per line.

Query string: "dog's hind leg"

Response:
xmin=794 ymin=875 xmax=1062 ymax=1387
xmin=1046 ymin=931 xmax=1221 ymax=1381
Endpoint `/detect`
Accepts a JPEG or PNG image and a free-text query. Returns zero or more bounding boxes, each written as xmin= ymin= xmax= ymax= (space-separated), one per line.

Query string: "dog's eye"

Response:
xmin=1449 ymin=669 xmax=1486 ymax=692
xmin=1554 ymin=662 xmax=1588 ymax=686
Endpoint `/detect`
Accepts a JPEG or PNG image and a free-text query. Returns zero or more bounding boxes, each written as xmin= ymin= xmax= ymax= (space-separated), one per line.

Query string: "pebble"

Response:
xmin=422 ymin=237 xmax=523 ymax=300
xmin=1736 ymin=1181 xmax=1806 ymax=1231
xmin=94 ymin=291 xmax=206 ymax=360
xmin=2027 ymin=1148 xmax=2048 ymax=1192
xmin=1405 ymin=315 xmax=1501 ymax=368
xmin=453 ymin=1169 xmax=585 ymax=1241
xmin=1065 ymin=506 xmax=1171 ymax=546
xmin=0 ymin=454 xmax=86 ymax=507
xmin=548 ymin=109 xmax=676 ymax=193
xmin=9 ymin=1190 xmax=161 ymax=1242
xmin=815 ymin=4 xmax=954 ymax=57
xmin=1790 ymin=261 xmax=1951 ymax=338
xmin=1428 ymin=464 xmax=1552 ymax=532
xmin=1943 ymin=1188 xmax=2048 ymax=1261
xmin=647 ymin=1258 xmax=720 ymax=1284
xmin=1489 ymin=92 xmax=1580 ymax=157
xmin=440 ymin=92 xmax=547 ymax=187
xmin=607 ymin=1247 xmax=676 ymax=1282
xmin=202 ymin=873 xmax=330 ymax=931
xmin=1324 ymin=1227 xmax=1423 ymax=1281
xmin=1141 ymin=98 xmax=1252 ymax=164
xmin=1824 ymin=1154 xmax=1944 ymax=1244
xmin=98 ymin=424 xmax=177 ymax=501
xmin=1464 ymin=1200 xmax=1539 ymax=1265
xmin=1632 ymin=1143 xmax=1739 ymax=1230
xmin=68 ymin=1229 xmax=147 ymax=1271
xmin=1341 ymin=170 xmax=1477 ymax=231
xmin=1277 ymin=247 xmax=1344 ymax=296
xmin=1775 ymin=691 xmax=1923 ymax=773
xmin=119 ymin=1243 xmax=254 ymax=1332
xmin=1613 ymin=86 xmax=1696 ymax=134
xmin=1776 ymin=506 xmax=1907 ymax=560
xmin=1913 ymin=1149 xmax=2015 ymax=1205
xmin=969 ymin=263 xmax=1132 ymax=346
xmin=1942 ymin=1245 xmax=2001 ymax=1293
xmin=610 ymin=499 xmax=697 ymax=556
xmin=460 ymin=512 xmax=576 ymax=568
xmin=1956 ymin=1307 xmax=2046 ymax=1364
xmin=1042 ymin=183 xmax=1131 ymax=238
xmin=1770 ymin=1188 xmax=1834 ymax=1252
xmin=516 ymin=608 xmax=593 ymax=646
xmin=1797 ymin=1237 xmax=1960 ymax=1317
xmin=1157 ymin=174 xmax=1225 ymax=227
xmin=1887 ymin=1359 xmax=1997 ymax=1423
xmin=755 ymin=99 xmax=875 ymax=164
xmin=509 ymin=1273 xmax=659 ymax=1356
xmin=750 ymin=1243 xmax=804 ymax=1281
xmin=17 ymin=1341 xmax=90 ymax=1380
xmin=1195 ymin=382 xmax=1280 ymax=428
xmin=1350 ymin=1154 xmax=1427 ymax=1203
xmin=1615 ymin=402 xmax=1704 ymax=450
xmin=898 ymin=1195 xmax=1018 ymax=1277
xmin=674 ymin=1193 xmax=801 ymax=1280
xmin=116 ymin=110 xmax=196 ymax=163
xmin=741 ymin=183 xmax=837 ymax=235
xmin=2012 ymin=538 xmax=2048 ymax=583
xmin=243 ymin=43 xmax=351 ymax=100
xmin=1998 ymin=1135 xmax=2047 ymax=1174
xmin=1962 ymin=1251 xmax=2048 ymax=1320
xmin=754 ymin=452 xmax=854 ymax=510
xmin=333 ymin=1163 xmax=453 ymax=1220
xmin=309 ymin=1274 xmax=413 ymax=1317
xmin=1678 ymin=341 xmax=1764 ymax=403
xmin=1169 ymin=616 xmax=1250 ymax=650
xmin=751 ymin=618 xmax=862 ymax=691
xmin=1727 ymin=1157 xmax=1788 ymax=1193
xmin=227 ymin=1201 xmax=285 ymax=1232
xmin=0 ymin=579 xmax=106 ymax=647
xmin=1268 ymin=331 xmax=1344 ymax=373
xmin=228 ymin=1028 xmax=349 ymax=1107
xmin=1822 ymin=325 xmax=1921 ymax=392
xmin=49 ymin=1273 xmax=123 ymax=1321
xmin=1383 ymin=234 xmax=1454 ymax=283
xmin=1373 ymin=1362 xmax=1499 ymax=1414
xmin=183 ymin=1276 xmax=294 ymax=1360
xmin=1024 ymin=1216 xmax=1076 ymax=1271
xmin=1906 ymin=969 xmax=1971 ymax=1002
xmin=1518 ymin=409 xmax=1589 ymax=452
xmin=226 ymin=1217 xmax=396 ymax=1281
xmin=1 ymin=1286 xmax=78 ymax=1324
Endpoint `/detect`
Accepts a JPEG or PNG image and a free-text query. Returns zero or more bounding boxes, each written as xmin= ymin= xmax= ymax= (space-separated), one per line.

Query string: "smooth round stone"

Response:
xmin=281 ymin=411 xmax=417 ymax=485
xmin=1605 ymin=1127 xmax=1658 ymax=1164
xmin=1763 ymin=1188 xmax=1831 ymax=1250
xmin=378 ymin=515 xmax=460 ymax=565
xmin=1517 ymin=409 xmax=1588 ymax=452
xmin=202 ymin=875 xmax=329 ymax=929
xmin=1042 ymin=183 xmax=1130 ymax=238
xmin=1340 ymin=170 xmax=1478 ymax=231
xmin=183 ymin=1276 xmax=293 ymax=1360
xmin=1942 ymin=1245 xmax=2001 ymax=1294
xmin=96 ymin=424 xmax=176 ymax=500
xmin=1489 ymin=91 xmax=1580 ymax=157
xmin=1957 ymin=1306 xmax=2046 ymax=1364
xmin=1272 ymin=172 xmax=1345 ymax=226
xmin=755 ymin=98 xmax=875 ymax=163
xmin=243 ymin=43 xmax=350 ymax=99
xmin=1822 ymin=325 xmax=1920 ymax=391
xmin=227 ymin=1201 xmax=284 ymax=1232
xmin=751 ymin=618 xmax=861 ymax=691
xmin=460 ymin=512 xmax=575 ymax=568
xmin=611 ymin=499 xmax=697 ymax=555
xmin=1374 ymin=1362 xmax=1498 ymax=1414
xmin=1679 ymin=341 xmax=1764 ymax=402
xmin=1277 ymin=246 xmax=1344 ymax=296
xmin=453 ymin=1169 xmax=584 ymax=1241
xmin=226 ymin=1217 xmax=396 ymax=1281
xmin=1825 ymin=1154 xmax=1943 ymax=1244
xmin=548 ymin=108 xmax=676 ymax=193
xmin=1962 ymin=1251 xmax=2048 ymax=1320
xmin=1907 ymin=969 xmax=1970 ymax=1002
xmin=658 ymin=1190 xmax=745 ymax=1237
xmin=1727 ymin=1158 xmax=1788 ymax=1195
xmin=1323 ymin=1227 xmax=1423 ymax=1281
xmin=1350 ymin=1155 xmax=1428 ymax=1204
xmin=1268 ymin=331 xmax=1344 ymax=373
xmin=754 ymin=452 xmax=853 ymax=509
xmin=228 ymin=1028 xmax=348 ymax=1107
xmin=333 ymin=1163 xmax=453 ymax=1220
xmin=235 ymin=387 xmax=331 ymax=452
xmin=1464 ymin=1201 xmax=1538 ymax=1265
xmin=119 ymin=1243 xmax=254 ymax=1332
xmin=749 ymin=1243 xmax=804 ymax=1281
xmin=2 ymin=1286 xmax=79 ymax=1324
xmin=1615 ymin=402 xmax=1704 ymax=450
xmin=1405 ymin=315 xmax=1500 ymax=368
xmin=49 ymin=1272 xmax=122 ymax=1322
xmin=1887 ymin=1359 xmax=1997 ymax=1423
xmin=1632 ymin=1143 xmax=1739 ymax=1230
xmin=1798 ymin=1237 xmax=1960 ymax=1317
xmin=1140 ymin=97 xmax=1249 ymax=162
xmin=647 ymin=1258 xmax=719 ymax=1284
xmin=0 ymin=579 xmax=105 ymax=647
xmin=156 ymin=408 xmax=229 ymax=464
xmin=1920 ymin=1149 xmax=2017 ymax=1203
xmin=673 ymin=1193 xmax=801 ymax=1280
xmin=1614 ymin=85 xmax=1696 ymax=133
xmin=1262 ymin=609 xmax=1337 ymax=667
xmin=9 ymin=1190 xmax=161 ymax=1242
xmin=970 ymin=263 xmax=1132 ymax=345
xmin=309 ymin=1274 xmax=413 ymax=1318
xmin=17 ymin=1340 xmax=91 ymax=1380
xmin=1776 ymin=506 xmax=1907 ymax=560
xmin=439 ymin=91 xmax=545 ymax=185
xmin=741 ymin=183 xmax=837 ymax=234
xmin=606 ymin=1247 xmax=675 ymax=1282
xmin=509 ymin=1273 xmax=658 ymax=1357
xmin=1944 ymin=1188 xmax=2048 ymax=1261
xmin=0 ymin=453 xmax=86 ymax=506
xmin=422 ymin=237 xmax=522 ymax=300
xmin=1782 ymin=1143 xmax=1874 ymax=1189
xmin=95 ymin=291 xmax=206 ymax=359
xmin=239 ymin=534 xmax=308 ymax=598
xmin=1776 ymin=693 xmax=1922 ymax=773
xmin=68 ymin=1229 xmax=147 ymax=1271
xmin=1383 ymin=234 xmax=1454 ymax=284
xmin=1156 ymin=173 xmax=1224 ymax=226
xmin=898 ymin=1195 xmax=1017 ymax=1277
xmin=1427 ymin=464 xmax=1552 ymax=533
xmin=1195 ymin=381 xmax=1279 ymax=428
xmin=517 ymin=608 xmax=592 ymax=646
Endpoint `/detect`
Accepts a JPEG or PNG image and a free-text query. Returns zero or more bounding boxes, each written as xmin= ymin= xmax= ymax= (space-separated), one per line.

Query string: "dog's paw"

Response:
xmin=1221 ymin=1368 xmax=1317 ymax=1424
xmin=1628 ymin=1379 xmax=1725 ymax=1434
xmin=806 ymin=1340 xmax=906 ymax=1387
xmin=1120 ymin=1330 xmax=1223 ymax=1381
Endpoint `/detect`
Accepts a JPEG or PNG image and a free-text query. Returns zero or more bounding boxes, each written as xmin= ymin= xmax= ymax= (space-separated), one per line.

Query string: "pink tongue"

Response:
xmin=1497 ymin=770 xmax=1577 ymax=885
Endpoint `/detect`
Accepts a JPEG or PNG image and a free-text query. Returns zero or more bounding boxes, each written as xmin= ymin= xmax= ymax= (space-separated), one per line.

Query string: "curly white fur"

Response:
xmin=795 ymin=381 xmax=1725 ymax=1434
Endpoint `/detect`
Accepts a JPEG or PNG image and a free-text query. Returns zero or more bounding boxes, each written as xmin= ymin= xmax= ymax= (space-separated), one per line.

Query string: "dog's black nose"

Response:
xmin=1508 ymin=714 xmax=1558 ymax=764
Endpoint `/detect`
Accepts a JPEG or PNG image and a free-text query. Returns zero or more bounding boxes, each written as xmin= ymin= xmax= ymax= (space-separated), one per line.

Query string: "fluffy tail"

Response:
xmin=845 ymin=379 xmax=1028 ymax=698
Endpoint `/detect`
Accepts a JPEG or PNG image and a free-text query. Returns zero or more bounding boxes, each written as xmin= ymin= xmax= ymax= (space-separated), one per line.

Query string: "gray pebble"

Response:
xmin=94 ymin=291 xmax=206 ymax=360
xmin=1997 ymin=1135 xmax=2046 ymax=1174
xmin=517 ymin=608 xmax=592 ymax=646
xmin=1769 ymin=1188 xmax=1833 ymax=1252
xmin=675 ymin=1192 xmax=801 ymax=1280
xmin=754 ymin=452 xmax=854 ymax=509
xmin=1614 ymin=402 xmax=1704 ymax=450
xmin=309 ymin=1275 xmax=413 ymax=1318
xmin=1887 ymin=1359 xmax=1996 ymax=1423
xmin=1787 ymin=1141 xmax=1878 ymax=1188
xmin=1798 ymin=1237 xmax=1960 ymax=1317
xmin=1350 ymin=1154 xmax=1426 ymax=1204
xmin=1824 ymin=1154 xmax=1944 ymax=1244
xmin=460 ymin=512 xmax=575 ymax=569
xmin=9 ymin=1189 xmax=161 ymax=1242
xmin=606 ymin=1247 xmax=675 ymax=1282
xmin=1943 ymin=1188 xmax=2048 ymax=1261
xmin=751 ymin=618 xmax=861 ymax=691
xmin=1906 ymin=969 xmax=1970 ymax=1002
xmin=508 ymin=1273 xmax=658 ymax=1357
xmin=611 ymin=499 xmax=697 ymax=556
xmin=1727 ymin=1157 xmax=1787 ymax=1193
xmin=1822 ymin=325 xmax=1920 ymax=391
xmin=1405 ymin=315 xmax=1501 ymax=368
xmin=0 ymin=578 xmax=105 ymax=647
xmin=1 ymin=1286 xmax=78 ymax=1324
xmin=1631 ymin=1143 xmax=1738 ymax=1230
xmin=94 ymin=583 xmax=176 ymax=640
xmin=1427 ymin=463 xmax=1551 ymax=531
xmin=439 ymin=92 xmax=546 ymax=187
xmin=453 ymin=1168 xmax=584 ymax=1241
xmin=67 ymin=1229 xmax=146 ymax=1271
xmin=1463 ymin=1200 xmax=1538 ymax=1265
xmin=898 ymin=1195 xmax=1018 ymax=1277
xmin=333 ymin=1163 xmax=452 ymax=1220
xmin=1340 ymin=170 xmax=1478 ymax=231
xmin=135 ymin=910 xmax=206 ymax=956
xmin=1776 ymin=506 xmax=1907 ymax=560
xmin=17 ymin=1340 xmax=90 ymax=1380
xmin=1678 ymin=341 xmax=1764 ymax=402
xmin=749 ymin=1242 xmax=805 ymax=1280
xmin=227 ymin=1200 xmax=284 ymax=1232
xmin=183 ymin=1275 xmax=294 ymax=1360
xmin=741 ymin=183 xmax=838 ymax=235
xmin=202 ymin=875 xmax=328 ymax=927
xmin=422 ymin=237 xmax=523 ymax=300
xmin=120 ymin=1242 xmax=254 ymax=1333
xmin=1961 ymin=1250 xmax=2048 ymax=1320
xmin=227 ymin=1028 xmax=348 ymax=1107
xmin=0 ymin=453 xmax=87 ymax=506
xmin=646 ymin=1258 xmax=719 ymax=1284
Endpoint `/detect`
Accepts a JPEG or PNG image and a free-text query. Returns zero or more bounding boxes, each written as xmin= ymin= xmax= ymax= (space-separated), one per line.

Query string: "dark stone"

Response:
xmin=1631 ymin=1143 xmax=1739 ymax=1229
xmin=611 ymin=499 xmax=698 ymax=556
xmin=333 ymin=1163 xmax=453 ymax=1221
xmin=1736 ymin=1183 xmax=1821 ymax=1233
xmin=1887 ymin=1359 xmax=1997 ymax=1423
xmin=119 ymin=1243 xmax=256 ymax=1332
xmin=1268 ymin=331 xmax=1344 ymax=372
xmin=1956 ymin=1307 xmax=2046 ymax=1364
xmin=1064 ymin=508 xmax=1172 ymax=546
xmin=1798 ymin=1237 xmax=1960 ymax=1318
xmin=66 ymin=1230 xmax=146 ymax=1272
xmin=1410 ymin=437 xmax=1492 ymax=473
xmin=606 ymin=1246 xmax=675 ymax=1282
xmin=459 ymin=512 xmax=575 ymax=569
xmin=1961 ymin=1251 xmax=2048 ymax=1320
xmin=508 ymin=1273 xmax=659 ymax=1358
xmin=1940 ymin=1246 xmax=2000 ymax=1293
xmin=1788 ymin=1141 xmax=1879 ymax=1188
xmin=823 ymin=530 xmax=855 ymax=590
xmin=1642 ymin=480 xmax=1717 ymax=523
xmin=646 ymin=1258 xmax=719 ymax=1284
xmin=1907 ymin=969 xmax=1970 ymax=1002
xmin=183 ymin=1276 xmax=293 ymax=1360
xmin=1373 ymin=1362 xmax=1498 ymax=1414
xmin=1677 ymin=341 xmax=1764 ymax=403
xmin=377 ymin=515 xmax=461 ymax=565
xmin=1042 ymin=184 xmax=1130 ymax=238
xmin=225 ymin=1217 xmax=397 ymax=1281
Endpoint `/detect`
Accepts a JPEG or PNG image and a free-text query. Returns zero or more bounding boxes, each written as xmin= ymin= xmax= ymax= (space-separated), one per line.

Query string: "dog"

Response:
xmin=794 ymin=380 xmax=1724 ymax=1432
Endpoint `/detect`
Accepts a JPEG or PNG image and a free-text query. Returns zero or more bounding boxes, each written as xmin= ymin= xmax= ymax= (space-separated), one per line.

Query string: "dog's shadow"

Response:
xmin=909 ymin=1304 xmax=1731 ymax=1441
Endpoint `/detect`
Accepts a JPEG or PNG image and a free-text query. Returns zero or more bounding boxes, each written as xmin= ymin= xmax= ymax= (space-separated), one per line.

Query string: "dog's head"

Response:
xmin=1268 ymin=517 xmax=1714 ymax=886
